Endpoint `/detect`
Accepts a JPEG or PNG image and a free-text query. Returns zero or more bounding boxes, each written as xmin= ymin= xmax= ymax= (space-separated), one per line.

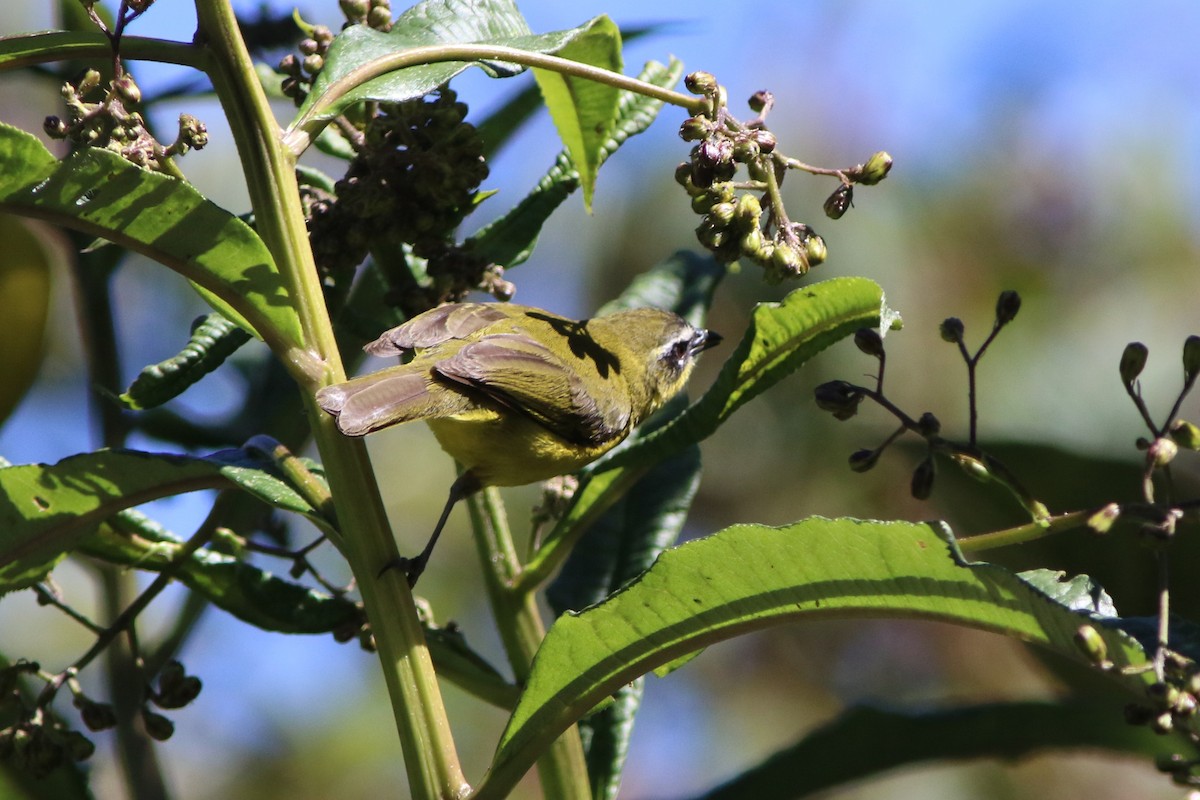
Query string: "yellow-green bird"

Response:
xmin=316 ymin=302 xmax=721 ymax=583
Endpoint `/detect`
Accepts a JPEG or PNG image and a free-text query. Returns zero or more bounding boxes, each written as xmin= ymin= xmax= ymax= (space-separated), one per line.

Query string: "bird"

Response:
xmin=315 ymin=301 xmax=721 ymax=584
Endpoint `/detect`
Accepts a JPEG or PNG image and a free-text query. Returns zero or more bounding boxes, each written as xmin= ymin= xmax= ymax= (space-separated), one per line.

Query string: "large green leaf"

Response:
xmin=529 ymin=16 xmax=621 ymax=210
xmin=693 ymin=699 xmax=1197 ymax=800
xmin=483 ymin=518 xmax=1163 ymax=798
xmin=0 ymin=124 xmax=302 ymax=355
xmin=0 ymin=447 xmax=330 ymax=593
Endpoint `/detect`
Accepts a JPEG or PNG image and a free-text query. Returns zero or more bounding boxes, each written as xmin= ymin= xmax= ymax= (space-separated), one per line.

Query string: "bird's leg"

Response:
xmin=378 ymin=471 xmax=481 ymax=587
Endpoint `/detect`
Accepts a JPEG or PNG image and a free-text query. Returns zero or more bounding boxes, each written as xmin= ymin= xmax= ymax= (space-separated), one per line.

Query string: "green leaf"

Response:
xmin=693 ymin=699 xmax=1198 ymax=800
xmin=118 ymin=313 xmax=253 ymax=410
xmin=530 ymin=16 xmax=621 ymax=210
xmin=290 ymin=0 xmax=535 ymax=130
xmin=0 ymin=123 xmax=303 ymax=355
xmin=468 ymin=58 xmax=683 ymax=269
xmin=0 ymin=447 xmax=329 ymax=593
xmin=487 ymin=518 xmax=1161 ymax=796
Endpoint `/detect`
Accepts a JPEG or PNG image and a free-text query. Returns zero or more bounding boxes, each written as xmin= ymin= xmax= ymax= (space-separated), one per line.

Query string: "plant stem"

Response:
xmin=284 ymin=44 xmax=705 ymax=154
xmin=193 ymin=3 xmax=466 ymax=796
xmin=467 ymin=488 xmax=591 ymax=799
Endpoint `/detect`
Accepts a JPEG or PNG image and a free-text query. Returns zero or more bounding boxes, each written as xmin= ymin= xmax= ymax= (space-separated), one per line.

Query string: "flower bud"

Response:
xmin=1086 ymin=503 xmax=1120 ymax=534
xmin=734 ymin=193 xmax=761 ymax=226
xmin=994 ymin=290 xmax=1021 ymax=326
xmin=750 ymin=129 xmax=776 ymax=154
xmin=848 ymin=448 xmax=879 ymax=473
xmin=813 ymin=380 xmax=863 ymax=420
xmin=853 ymin=328 xmax=884 ymax=358
xmin=855 ymin=151 xmax=893 ymax=185
xmin=732 ymin=138 xmax=759 ymax=163
xmin=1170 ymin=419 xmax=1200 ymax=450
xmin=689 ymin=160 xmax=715 ymax=189
xmin=706 ymin=201 xmax=736 ymax=227
xmin=803 ymin=233 xmax=827 ymax=267
xmin=1120 ymin=342 xmax=1149 ymax=387
xmin=113 ymin=75 xmax=141 ymax=105
xmin=1073 ymin=624 xmax=1111 ymax=669
xmin=1149 ymin=436 xmax=1178 ymax=468
xmin=770 ymin=242 xmax=807 ymax=280
xmin=367 ymin=4 xmax=392 ymax=28
xmin=141 ymin=709 xmax=174 ymax=742
xmin=1183 ymin=334 xmax=1200 ymax=384
xmin=684 ymin=71 xmax=718 ymax=95
xmin=61 ymin=730 xmax=95 ymax=763
xmin=43 ymin=116 xmax=67 ymax=138
xmin=678 ymin=116 xmax=710 ymax=142
xmin=910 ymin=456 xmax=935 ymax=500
xmin=674 ymin=161 xmax=693 ymax=188
xmin=823 ymin=183 xmax=853 ymax=219
xmin=748 ymin=90 xmax=773 ymax=114
xmin=939 ymin=317 xmax=965 ymax=343
xmin=303 ymin=53 xmax=325 ymax=75
xmin=916 ymin=412 xmax=941 ymax=436
xmin=76 ymin=699 xmax=118 ymax=732
xmin=340 ymin=0 xmax=370 ymax=18
xmin=739 ymin=227 xmax=765 ymax=259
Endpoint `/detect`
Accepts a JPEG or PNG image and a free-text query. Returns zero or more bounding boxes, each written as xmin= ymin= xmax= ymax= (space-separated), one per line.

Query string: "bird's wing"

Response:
xmin=433 ymin=332 xmax=631 ymax=447
xmin=365 ymin=303 xmax=513 ymax=357
xmin=315 ymin=368 xmax=473 ymax=436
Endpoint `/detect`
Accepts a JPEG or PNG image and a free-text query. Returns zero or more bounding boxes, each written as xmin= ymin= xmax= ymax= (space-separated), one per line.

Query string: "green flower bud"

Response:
xmin=734 ymin=193 xmax=762 ymax=226
xmin=853 ymin=328 xmax=884 ymax=358
xmin=339 ymin=0 xmax=370 ymax=19
xmin=706 ymin=201 xmax=736 ymax=227
xmin=748 ymin=90 xmax=773 ymax=114
xmin=770 ymin=242 xmax=807 ymax=279
xmin=739 ymin=227 xmax=765 ymax=258
xmin=302 ymin=53 xmax=325 ymax=75
xmin=690 ymin=192 xmax=717 ymax=215
xmin=1183 ymin=334 xmax=1200 ymax=384
xmin=1086 ymin=503 xmax=1121 ymax=534
xmin=367 ymin=4 xmax=393 ymax=29
xmin=78 ymin=69 xmax=102 ymax=96
xmin=824 ymin=183 xmax=853 ymax=219
xmin=1149 ymin=436 xmax=1178 ymax=468
xmin=674 ymin=161 xmax=693 ymax=188
xmin=910 ymin=456 xmax=935 ymax=500
xmin=299 ymin=38 xmax=320 ymax=56
xmin=684 ymin=71 xmax=718 ymax=95
xmin=732 ymin=138 xmax=759 ymax=163
xmin=1073 ymin=624 xmax=1111 ymax=668
xmin=804 ymin=233 xmax=827 ymax=267
xmin=939 ymin=317 xmax=965 ymax=343
xmin=1120 ymin=342 xmax=1149 ymax=387
xmin=994 ymin=290 xmax=1021 ymax=326
xmin=856 ymin=151 xmax=893 ymax=185
xmin=813 ymin=380 xmax=864 ymax=420
xmin=848 ymin=448 xmax=879 ymax=473
xmin=1169 ymin=419 xmax=1200 ymax=450
xmin=678 ymin=116 xmax=710 ymax=142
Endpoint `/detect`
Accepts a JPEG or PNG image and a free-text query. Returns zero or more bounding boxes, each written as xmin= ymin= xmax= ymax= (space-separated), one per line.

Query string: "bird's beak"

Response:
xmin=694 ymin=329 xmax=722 ymax=355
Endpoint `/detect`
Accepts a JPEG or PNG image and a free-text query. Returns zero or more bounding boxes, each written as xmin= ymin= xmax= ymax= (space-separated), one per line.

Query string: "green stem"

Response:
xmin=467 ymin=488 xmax=591 ymax=800
xmin=193 ymin=3 xmax=465 ymax=797
xmin=956 ymin=508 xmax=1095 ymax=552
xmin=284 ymin=43 xmax=704 ymax=155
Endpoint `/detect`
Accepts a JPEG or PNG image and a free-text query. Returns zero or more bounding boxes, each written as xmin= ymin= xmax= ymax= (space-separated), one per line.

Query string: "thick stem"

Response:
xmin=467 ymin=489 xmax=591 ymax=800
xmin=193 ymin=3 xmax=465 ymax=796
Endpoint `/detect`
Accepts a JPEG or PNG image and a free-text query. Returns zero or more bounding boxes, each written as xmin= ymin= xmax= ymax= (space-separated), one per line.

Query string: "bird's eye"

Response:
xmin=668 ymin=339 xmax=691 ymax=367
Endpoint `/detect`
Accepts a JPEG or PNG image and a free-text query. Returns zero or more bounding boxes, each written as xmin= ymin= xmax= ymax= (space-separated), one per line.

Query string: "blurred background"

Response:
xmin=4 ymin=1 xmax=1200 ymax=798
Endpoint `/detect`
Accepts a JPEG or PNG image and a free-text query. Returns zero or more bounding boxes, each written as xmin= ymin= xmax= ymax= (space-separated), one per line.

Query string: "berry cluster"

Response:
xmin=306 ymin=88 xmax=507 ymax=316
xmin=43 ymin=70 xmax=207 ymax=172
xmin=675 ymin=71 xmax=891 ymax=283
